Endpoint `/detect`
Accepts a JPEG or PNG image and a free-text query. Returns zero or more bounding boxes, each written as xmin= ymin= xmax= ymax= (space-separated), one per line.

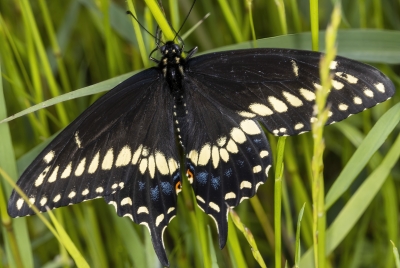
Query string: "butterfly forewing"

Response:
xmin=186 ymin=49 xmax=395 ymax=136
xmin=8 ymin=68 xmax=180 ymax=265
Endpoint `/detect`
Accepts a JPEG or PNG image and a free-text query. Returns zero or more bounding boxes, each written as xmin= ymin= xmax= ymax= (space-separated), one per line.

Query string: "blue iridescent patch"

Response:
xmin=196 ymin=171 xmax=208 ymax=185
xmin=138 ymin=181 xmax=145 ymax=191
xmin=211 ymin=175 xmax=220 ymax=190
xmin=253 ymin=138 xmax=262 ymax=144
xmin=160 ymin=182 xmax=173 ymax=195
xmin=150 ymin=187 xmax=159 ymax=201
xmin=237 ymin=160 xmax=245 ymax=167
xmin=224 ymin=168 xmax=233 ymax=177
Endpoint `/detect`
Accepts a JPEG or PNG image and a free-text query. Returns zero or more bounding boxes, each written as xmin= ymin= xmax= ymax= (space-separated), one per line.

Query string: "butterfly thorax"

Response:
xmin=159 ymin=41 xmax=187 ymax=117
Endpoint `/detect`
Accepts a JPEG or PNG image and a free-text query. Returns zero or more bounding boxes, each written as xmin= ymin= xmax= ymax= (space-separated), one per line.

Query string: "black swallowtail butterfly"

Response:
xmin=8 ymin=39 xmax=395 ymax=265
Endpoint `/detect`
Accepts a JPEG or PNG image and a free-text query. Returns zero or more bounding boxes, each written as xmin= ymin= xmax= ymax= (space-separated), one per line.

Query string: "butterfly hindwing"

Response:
xmin=8 ymin=69 xmax=180 ymax=266
xmin=186 ymin=48 xmax=395 ymax=136
xmin=179 ymin=77 xmax=272 ymax=247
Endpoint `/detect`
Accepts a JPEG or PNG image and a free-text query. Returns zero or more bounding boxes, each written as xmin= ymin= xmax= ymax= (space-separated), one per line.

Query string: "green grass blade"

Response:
xmin=325 ymin=103 xmax=400 ymax=209
xmin=300 ymin=134 xmax=400 ymax=267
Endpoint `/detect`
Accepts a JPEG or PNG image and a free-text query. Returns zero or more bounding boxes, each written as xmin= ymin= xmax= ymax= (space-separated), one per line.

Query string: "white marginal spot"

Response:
xmin=283 ymin=91 xmax=303 ymax=107
xmin=102 ymin=148 xmax=114 ymax=170
xmin=138 ymin=206 xmax=149 ymax=214
xmin=108 ymin=201 xmax=118 ymax=212
xmin=75 ymin=158 xmax=86 ymax=176
xmin=148 ymin=154 xmax=156 ymax=179
xmin=353 ymin=96 xmax=363 ymax=105
xmin=273 ymin=129 xmax=279 ymax=135
xmin=249 ymin=103 xmax=273 ymax=116
xmin=253 ymin=165 xmax=262 ymax=173
xmin=328 ymin=111 xmax=333 ymax=117
xmin=96 ymin=187 xmax=104 ymax=193
xmin=279 ymin=128 xmax=287 ymax=133
xmin=225 ymin=192 xmax=236 ymax=200
xmin=332 ymin=80 xmax=344 ymax=90
xmin=155 ymin=214 xmax=164 ymax=227
xmin=121 ymin=197 xmax=132 ymax=206
xmin=40 ymin=197 xmax=47 ymax=206
xmin=339 ymin=103 xmax=349 ymax=111
xmin=141 ymin=147 xmax=149 ymax=157
xmin=237 ymin=111 xmax=257 ymax=118
xmin=295 ymin=123 xmax=304 ymax=130
xmin=168 ymin=158 xmax=178 ymax=175
xmin=188 ymin=150 xmax=199 ymax=165
xmin=268 ymin=96 xmax=288 ymax=113
xmin=226 ymin=139 xmax=238 ymax=154
xmin=219 ymin=148 xmax=229 ymax=162
xmin=119 ymin=182 xmax=124 ymax=188
xmin=216 ymin=136 xmax=227 ymax=147
xmin=112 ymin=183 xmax=118 ymax=189
xmin=35 ymin=166 xmax=51 ymax=186
xmin=123 ymin=214 xmax=133 ymax=221
xmin=240 ymin=197 xmax=249 ymax=203
xmin=116 ymin=146 xmax=132 ymax=167
xmin=240 ymin=181 xmax=252 ymax=189
xmin=260 ymin=150 xmax=269 ymax=158
xmin=240 ymin=119 xmax=261 ymax=135
xmin=61 ymin=162 xmax=72 ymax=178
xmin=155 ymin=151 xmax=169 ymax=175
xmin=48 ymin=166 xmax=59 ymax=183
xmin=364 ymin=88 xmax=374 ymax=98
xmin=43 ymin=151 xmax=55 ymax=163
xmin=53 ymin=194 xmax=61 ymax=203
xmin=16 ymin=198 xmax=24 ymax=210
xmin=237 ymin=111 xmax=256 ymax=118
xmin=28 ymin=197 xmax=35 ymax=207
xmin=209 ymin=202 xmax=220 ymax=212
xmin=197 ymin=204 xmax=205 ymax=212
xmin=167 ymin=207 xmax=175 ymax=214
xmin=313 ymin=83 xmax=322 ymax=90
xmin=230 ymin=128 xmax=246 ymax=144
xmin=212 ymin=146 xmax=220 ymax=169
xmin=209 ymin=214 xmax=219 ymax=233
xmin=140 ymin=222 xmax=151 ymax=235
xmin=299 ymin=88 xmax=316 ymax=101
xmin=139 ymin=158 xmax=148 ymax=174
xmin=375 ymin=82 xmax=385 ymax=93
xmin=310 ymin=117 xmax=318 ymax=123
xmin=265 ymin=165 xmax=272 ymax=176
xmin=291 ymin=60 xmax=299 ymax=77
xmin=255 ymin=182 xmax=264 ymax=192
xmin=68 ymin=191 xmax=76 ymax=199
xmin=132 ymin=145 xmax=143 ymax=165
xmin=88 ymin=151 xmax=100 ymax=174
xmin=336 ymin=72 xmax=358 ymax=84
xmin=198 ymin=143 xmax=211 ymax=166
xmin=329 ymin=60 xmax=338 ymax=70
xmin=196 ymin=195 xmax=205 ymax=203
xmin=74 ymin=132 xmax=82 ymax=148
xmin=82 ymin=189 xmax=89 ymax=196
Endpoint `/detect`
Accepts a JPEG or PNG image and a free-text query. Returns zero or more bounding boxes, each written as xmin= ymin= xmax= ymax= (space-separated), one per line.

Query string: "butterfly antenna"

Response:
xmin=173 ymin=0 xmax=197 ymax=44
xmin=126 ymin=11 xmax=164 ymax=46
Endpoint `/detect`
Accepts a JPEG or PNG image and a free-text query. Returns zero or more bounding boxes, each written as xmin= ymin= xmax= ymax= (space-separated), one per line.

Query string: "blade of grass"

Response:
xmin=325 ymin=103 xmax=400 ymax=209
xmin=295 ymin=203 xmax=306 ymax=267
xmin=0 ymin=59 xmax=33 ymax=268
xmin=300 ymin=134 xmax=400 ymax=266
xmin=274 ymin=137 xmax=286 ymax=268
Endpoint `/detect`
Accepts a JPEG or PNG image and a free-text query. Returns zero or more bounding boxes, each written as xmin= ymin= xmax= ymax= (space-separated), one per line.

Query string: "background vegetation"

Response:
xmin=0 ymin=0 xmax=399 ymax=267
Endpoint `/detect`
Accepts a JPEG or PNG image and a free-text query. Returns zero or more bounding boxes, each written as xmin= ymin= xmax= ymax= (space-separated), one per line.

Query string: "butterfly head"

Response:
xmin=160 ymin=41 xmax=183 ymax=64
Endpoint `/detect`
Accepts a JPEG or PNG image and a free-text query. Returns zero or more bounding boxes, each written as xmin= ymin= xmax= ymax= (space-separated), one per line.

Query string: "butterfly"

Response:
xmin=8 ymin=39 xmax=395 ymax=266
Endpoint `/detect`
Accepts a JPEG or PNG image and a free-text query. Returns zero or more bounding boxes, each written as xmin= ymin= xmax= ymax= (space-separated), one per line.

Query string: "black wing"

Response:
xmin=180 ymin=48 xmax=394 ymax=247
xmin=8 ymin=68 xmax=179 ymax=266
xmin=185 ymin=48 xmax=395 ymax=136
